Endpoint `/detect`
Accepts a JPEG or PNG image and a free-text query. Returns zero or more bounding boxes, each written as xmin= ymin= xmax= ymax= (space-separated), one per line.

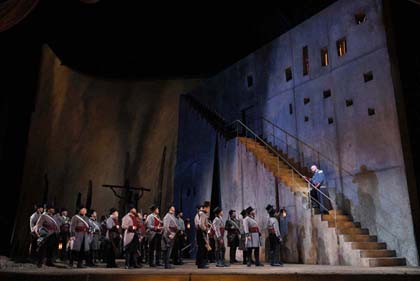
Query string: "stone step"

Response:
xmin=342 ymin=234 xmax=377 ymax=242
xmin=322 ymin=214 xmax=353 ymax=222
xmin=338 ymin=228 xmax=369 ymax=235
xmin=360 ymin=250 xmax=396 ymax=258
xmin=328 ymin=221 xmax=361 ymax=228
xmin=329 ymin=210 xmax=344 ymax=215
xmin=366 ymin=257 xmax=406 ymax=267
xmin=351 ymin=242 xmax=386 ymax=250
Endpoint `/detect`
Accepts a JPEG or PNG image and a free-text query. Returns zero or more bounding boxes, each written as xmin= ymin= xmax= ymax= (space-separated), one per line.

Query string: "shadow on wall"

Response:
xmin=342 ymin=165 xmax=378 ymax=234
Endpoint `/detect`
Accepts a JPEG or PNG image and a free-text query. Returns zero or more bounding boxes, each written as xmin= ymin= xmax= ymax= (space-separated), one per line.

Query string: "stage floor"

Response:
xmin=1 ymin=259 xmax=420 ymax=281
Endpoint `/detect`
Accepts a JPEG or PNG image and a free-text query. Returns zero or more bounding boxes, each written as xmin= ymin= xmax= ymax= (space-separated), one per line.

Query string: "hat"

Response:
xmin=240 ymin=209 xmax=247 ymax=217
xmin=246 ymin=206 xmax=254 ymax=215
xmin=213 ymin=207 xmax=222 ymax=215
xmin=266 ymin=204 xmax=274 ymax=213
xmin=109 ymin=208 xmax=117 ymax=215
xmin=150 ymin=205 xmax=158 ymax=212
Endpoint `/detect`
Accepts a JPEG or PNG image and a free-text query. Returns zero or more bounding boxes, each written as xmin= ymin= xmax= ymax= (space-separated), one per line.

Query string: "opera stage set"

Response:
xmin=2 ymin=0 xmax=420 ymax=280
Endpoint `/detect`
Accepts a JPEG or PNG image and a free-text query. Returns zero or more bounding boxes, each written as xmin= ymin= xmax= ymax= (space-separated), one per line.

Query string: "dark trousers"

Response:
xmin=311 ymin=187 xmax=332 ymax=213
xmin=148 ymin=233 xmax=162 ymax=265
xmin=228 ymin=236 xmax=239 ymax=262
xmin=37 ymin=234 xmax=57 ymax=266
xmin=105 ymin=239 xmax=118 ymax=267
xmin=125 ymin=234 xmax=140 ymax=267
xmin=268 ymin=233 xmax=282 ymax=265
xmin=215 ymin=241 xmax=226 ymax=265
xmin=72 ymin=236 xmax=87 ymax=267
xmin=247 ymin=247 xmax=260 ymax=265
xmin=172 ymin=233 xmax=184 ymax=264
xmin=196 ymin=230 xmax=208 ymax=268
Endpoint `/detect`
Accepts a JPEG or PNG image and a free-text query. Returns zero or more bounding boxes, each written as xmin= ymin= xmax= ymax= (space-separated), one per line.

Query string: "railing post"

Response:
xmin=272 ymin=125 xmax=275 ymax=147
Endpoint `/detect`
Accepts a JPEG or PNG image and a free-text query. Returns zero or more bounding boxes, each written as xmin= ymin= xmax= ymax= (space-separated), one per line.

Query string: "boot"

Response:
xmin=216 ymin=250 xmax=223 ymax=267
xmin=246 ymin=249 xmax=252 ymax=267
xmin=255 ymin=249 xmax=264 ymax=266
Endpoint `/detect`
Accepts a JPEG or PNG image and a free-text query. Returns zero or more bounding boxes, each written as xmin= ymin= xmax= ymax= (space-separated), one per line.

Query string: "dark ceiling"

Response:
xmin=3 ymin=0 xmax=336 ymax=79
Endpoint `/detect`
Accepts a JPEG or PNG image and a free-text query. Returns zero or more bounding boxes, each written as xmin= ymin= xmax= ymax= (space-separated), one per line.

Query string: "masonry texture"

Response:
xmin=174 ymin=0 xmax=419 ymax=265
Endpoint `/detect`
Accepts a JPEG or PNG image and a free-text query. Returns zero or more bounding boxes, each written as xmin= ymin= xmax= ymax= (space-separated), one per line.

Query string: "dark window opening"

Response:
xmin=345 ymin=99 xmax=354 ymax=107
xmin=328 ymin=117 xmax=334 ymax=124
xmin=336 ymin=38 xmax=347 ymax=57
xmin=304 ymin=116 xmax=309 ymax=122
xmin=364 ymin=71 xmax=373 ymax=82
xmin=321 ymin=47 xmax=329 ymax=66
xmin=303 ymin=46 xmax=309 ymax=76
xmin=285 ymin=67 xmax=293 ymax=81
xmin=355 ymin=12 xmax=367 ymax=24
xmin=368 ymin=108 xmax=375 ymax=116
xmin=289 ymin=103 xmax=293 ymax=115
xmin=247 ymin=75 xmax=253 ymax=88
xmin=304 ymin=97 xmax=310 ymax=105
xmin=323 ymin=89 xmax=332 ymax=99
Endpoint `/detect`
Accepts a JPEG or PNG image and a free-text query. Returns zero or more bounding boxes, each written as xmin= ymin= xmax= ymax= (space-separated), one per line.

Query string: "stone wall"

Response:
xmin=11 ymin=46 xmax=200 ymax=257
xmin=174 ymin=0 xmax=419 ymax=265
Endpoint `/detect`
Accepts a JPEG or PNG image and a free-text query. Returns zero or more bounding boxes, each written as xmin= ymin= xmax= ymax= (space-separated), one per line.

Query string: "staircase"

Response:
xmin=184 ymin=94 xmax=407 ymax=267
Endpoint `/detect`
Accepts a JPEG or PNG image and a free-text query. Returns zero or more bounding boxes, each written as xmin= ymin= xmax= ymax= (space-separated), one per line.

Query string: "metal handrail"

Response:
xmin=228 ymin=119 xmax=334 ymax=202
xmin=253 ymin=117 xmax=354 ymax=177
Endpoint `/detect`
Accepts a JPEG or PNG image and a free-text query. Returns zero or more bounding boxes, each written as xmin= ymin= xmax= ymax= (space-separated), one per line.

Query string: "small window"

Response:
xmin=302 ymin=46 xmax=309 ymax=76
xmin=285 ymin=67 xmax=293 ymax=81
xmin=345 ymin=99 xmax=353 ymax=107
xmin=304 ymin=97 xmax=310 ymax=105
xmin=328 ymin=117 xmax=334 ymax=124
xmin=289 ymin=103 xmax=293 ymax=115
xmin=247 ymin=75 xmax=253 ymax=88
xmin=364 ymin=71 xmax=373 ymax=82
xmin=355 ymin=12 xmax=367 ymax=24
xmin=336 ymin=38 xmax=347 ymax=57
xmin=304 ymin=116 xmax=309 ymax=122
xmin=321 ymin=47 xmax=329 ymax=66
xmin=323 ymin=89 xmax=332 ymax=99
xmin=368 ymin=108 xmax=375 ymax=116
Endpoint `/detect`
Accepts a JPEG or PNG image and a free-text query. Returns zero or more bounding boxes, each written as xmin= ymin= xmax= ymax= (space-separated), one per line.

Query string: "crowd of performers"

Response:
xmin=29 ymin=201 xmax=284 ymax=269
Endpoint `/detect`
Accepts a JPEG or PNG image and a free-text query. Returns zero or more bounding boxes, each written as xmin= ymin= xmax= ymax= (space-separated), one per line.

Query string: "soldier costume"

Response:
xmin=122 ymin=206 xmax=142 ymax=269
xmin=243 ymin=206 xmax=263 ymax=267
xmin=196 ymin=201 xmax=210 ymax=269
xmin=266 ymin=205 xmax=283 ymax=266
xmin=146 ymin=205 xmax=163 ymax=267
xmin=239 ymin=209 xmax=249 ymax=265
xmin=29 ymin=204 xmax=44 ymax=262
xmin=54 ymin=208 xmax=70 ymax=261
xmin=88 ymin=210 xmax=101 ymax=265
xmin=225 ymin=209 xmax=240 ymax=264
xmin=105 ymin=208 xmax=121 ymax=268
xmin=172 ymin=211 xmax=186 ymax=265
xmin=69 ymin=206 xmax=91 ymax=268
xmin=34 ymin=205 xmax=59 ymax=267
xmin=162 ymin=206 xmax=178 ymax=269
xmin=213 ymin=207 xmax=229 ymax=267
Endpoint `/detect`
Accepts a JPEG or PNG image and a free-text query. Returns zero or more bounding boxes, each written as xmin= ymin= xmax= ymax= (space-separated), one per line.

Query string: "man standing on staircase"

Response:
xmin=306 ymin=165 xmax=332 ymax=214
